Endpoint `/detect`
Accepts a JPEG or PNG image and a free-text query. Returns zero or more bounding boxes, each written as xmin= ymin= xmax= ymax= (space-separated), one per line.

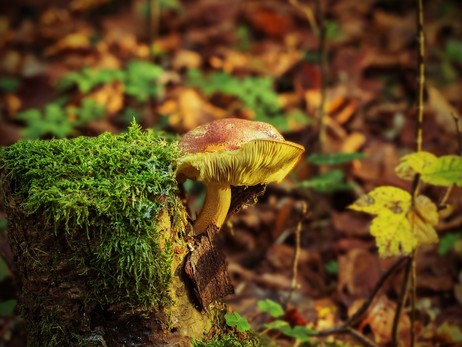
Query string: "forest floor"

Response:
xmin=0 ymin=0 xmax=462 ymax=346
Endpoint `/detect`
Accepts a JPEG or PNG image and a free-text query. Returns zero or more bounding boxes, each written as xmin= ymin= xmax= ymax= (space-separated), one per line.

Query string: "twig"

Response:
xmin=391 ymin=256 xmax=412 ymax=346
xmin=315 ymin=257 xmax=406 ymax=334
xmin=438 ymin=184 xmax=454 ymax=210
xmin=415 ymin=0 xmax=425 ymax=153
xmin=316 ymin=0 xmax=328 ymax=153
xmin=345 ymin=327 xmax=379 ymax=347
xmin=147 ymin=0 xmax=159 ymax=52
xmin=398 ymin=2 xmax=426 ymax=346
xmin=453 ymin=113 xmax=462 ymax=155
xmin=288 ymin=0 xmax=319 ymax=37
xmin=410 ymin=253 xmax=416 ymax=347
xmin=286 ymin=202 xmax=308 ymax=307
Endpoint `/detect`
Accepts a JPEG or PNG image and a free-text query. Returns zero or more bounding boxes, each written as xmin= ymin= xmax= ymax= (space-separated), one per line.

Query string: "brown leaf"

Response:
xmin=427 ymin=85 xmax=458 ymax=134
xmin=4 ymin=93 xmax=21 ymax=117
xmin=360 ymin=295 xmax=411 ymax=345
xmin=244 ymin=6 xmax=294 ymax=38
xmin=338 ymin=249 xmax=380 ymax=297
xmin=332 ymin=211 xmax=370 ymax=236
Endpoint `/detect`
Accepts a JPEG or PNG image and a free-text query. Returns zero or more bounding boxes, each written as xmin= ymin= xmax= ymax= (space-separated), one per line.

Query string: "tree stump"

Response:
xmin=0 ymin=125 xmax=233 ymax=346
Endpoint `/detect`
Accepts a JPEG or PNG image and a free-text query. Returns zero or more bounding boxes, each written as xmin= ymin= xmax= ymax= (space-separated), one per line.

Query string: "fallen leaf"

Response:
xmin=173 ymin=50 xmax=202 ymax=70
xmin=341 ymin=131 xmax=366 ymax=153
xmin=338 ymin=249 xmax=380 ymax=297
xmin=88 ymin=82 xmax=124 ymax=116
xmin=45 ymin=32 xmax=91 ymax=55
xmin=4 ymin=94 xmax=21 ymax=117
xmin=70 ymin=0 xmax=109 ymax=11
xmin=427 ymin=85 xmax=458 ymax=134
xmin=360 ymin=295 xmax=410 ymax=344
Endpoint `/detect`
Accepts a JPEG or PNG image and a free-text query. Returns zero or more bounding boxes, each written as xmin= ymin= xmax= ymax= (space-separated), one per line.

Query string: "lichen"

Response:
xmin=0 ymin=122 xmax=184 ymax=308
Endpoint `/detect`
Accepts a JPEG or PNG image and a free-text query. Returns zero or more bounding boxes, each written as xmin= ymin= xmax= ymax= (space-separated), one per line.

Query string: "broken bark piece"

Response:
xmin=185 ymin=226 xmax=234 ymax=309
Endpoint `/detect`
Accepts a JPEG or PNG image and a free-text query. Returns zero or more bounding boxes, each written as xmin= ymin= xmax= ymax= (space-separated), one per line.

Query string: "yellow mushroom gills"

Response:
xmin=176 ymin=118 xmax=305 ymax=235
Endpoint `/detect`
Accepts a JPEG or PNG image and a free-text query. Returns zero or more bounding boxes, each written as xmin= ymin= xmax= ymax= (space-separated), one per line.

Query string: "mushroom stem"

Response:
xmin=194 ymin=183 xmax=231 ymax=235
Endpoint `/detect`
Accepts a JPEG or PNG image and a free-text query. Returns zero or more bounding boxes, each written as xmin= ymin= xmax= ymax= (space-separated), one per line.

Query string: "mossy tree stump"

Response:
xmin=0 ymin=125 xmax=229 ymax=346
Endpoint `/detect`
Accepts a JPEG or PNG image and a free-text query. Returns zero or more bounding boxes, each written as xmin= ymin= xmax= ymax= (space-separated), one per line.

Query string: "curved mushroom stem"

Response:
xmin=194 ymin=183 xmax=231 ymax=236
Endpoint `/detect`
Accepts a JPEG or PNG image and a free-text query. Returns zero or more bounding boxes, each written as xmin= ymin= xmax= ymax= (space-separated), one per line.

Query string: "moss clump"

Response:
xmin=192 ymin=331 xmax=269 ymax=347
xmin=0 ymin=123 xmax=183 ymax=308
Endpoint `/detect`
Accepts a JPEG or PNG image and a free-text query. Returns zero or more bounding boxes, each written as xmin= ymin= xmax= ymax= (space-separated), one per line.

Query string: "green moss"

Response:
xmin=192 ymin=332 xmax=264 ymax=347
xmin=0 ymin=123 xmax=183 ymax=308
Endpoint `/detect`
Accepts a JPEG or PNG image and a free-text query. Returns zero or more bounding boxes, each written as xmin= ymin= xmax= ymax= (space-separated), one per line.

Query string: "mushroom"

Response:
xmin=176 ymin=118 xmax=305 ymax=235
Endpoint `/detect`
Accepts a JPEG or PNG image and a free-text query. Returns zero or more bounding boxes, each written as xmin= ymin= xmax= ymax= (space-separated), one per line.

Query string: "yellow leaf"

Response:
xmin=370 ymin=212 xmax=416 ymax=257
xmin=395 ymin=151 xmax=437 ymax=181
xmin=413 ymin=195 xmax=438 ymax=226
xmin=396 ymin=151 xmax=462 ymax=187
xmin=348 ymin=186 xmax=411 ymax=215
xmin=349 ymin=186 xmax=439 ymax=257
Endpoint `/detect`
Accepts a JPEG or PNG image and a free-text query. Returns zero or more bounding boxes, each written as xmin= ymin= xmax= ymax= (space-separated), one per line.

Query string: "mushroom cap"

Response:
xmin=176 ymin=118 xmax=305 ymax=186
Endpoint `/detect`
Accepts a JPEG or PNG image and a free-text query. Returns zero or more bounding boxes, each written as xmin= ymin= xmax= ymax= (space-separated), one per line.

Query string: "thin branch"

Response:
xmin=391 ymin=256 xmax=412 ymax=346
xmin=410 ymin=253 xmax=417 ymax=347
xmin=316 ymin=0 xmax=328 ymax=153
xmin=438 ymin=184 xmax=454 ymax=210
xmin=453 ymin=113 xmax=462 ymax=155
xmin=346 ymin=327 xmax=380 ymax=347
xmin=286 ymin=202 xmax=308 ymax=307
xmin=288 ymin=0 xmax=319 ymax=37
xmin=415 ymin=0 xmax=425 ymax=152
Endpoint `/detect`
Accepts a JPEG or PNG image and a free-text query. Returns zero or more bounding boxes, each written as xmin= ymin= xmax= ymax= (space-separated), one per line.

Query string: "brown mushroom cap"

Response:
xmin=179 ymin=117 xmax=285 ymax=153
xmin=176 ymin=118 xmax=305 ymax=186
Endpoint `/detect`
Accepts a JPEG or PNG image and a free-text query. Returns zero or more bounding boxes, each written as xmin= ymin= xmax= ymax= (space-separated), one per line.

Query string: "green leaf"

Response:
xmin=125 ymin=60 xmax=164 ymax=102
xmin=280 ymin=325 xmax=316 ymax=342
xmin=299 ymin=169 xmax=353 ymax=193
xmin=75 ymin=99 xmax=106 ymax=125
xmin=422 ymin=155 xmax=462 ymax=187
xmin=0 ymin=299 xmax=17 ymax=317
xmin=308 ymin=152 xmax=364 ymax=165
xmin=0 ymin=256 xmax=9 ymax=282
xmin=264 ymin=320 xmax=290 ymax=330
xmin=257 ymin=299 xmax=284 ymax=318
xmin=0 ymin=77 xmax=20 ymax=92
xmin=187 ymin=69 xmax=282 ymax=122
xmin=224 ymin=312 xmax=251 ymax=332
xmin=396 ymin=152 xmax=462 ymax=187
xmin=325 ymin=260 xmax=339 ymax=274
xmin=325 ymin=20 xmax=344 ymax=41
xmin=446 ymin=40 xmax=462 ymax=63
xmin=438 ymin=233 xmax=462 ymax=255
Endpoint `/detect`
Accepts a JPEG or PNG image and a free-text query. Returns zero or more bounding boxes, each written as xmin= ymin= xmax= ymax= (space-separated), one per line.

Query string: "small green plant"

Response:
xmin=438 ymin=232 xmax=462 ymax=255
xmin=17 ymin=99 xmax=105 ymax=139
xmin=0 ymin=77 xmax=20 ymax=93
xmin=300 ymin=152 xmax=364 ymax=193
xmin=324 ymin=260 xmax=339 ymax=274
xmin=58 ymin=60 xmax=165 ymax=103
xmin=186 ymin=69 xmax=309 ymax=131
xmin=17 ymin=60 xmax=166 ymax=139
xmin=124 ymin=60 xmax=165 ymax=102
xmin=225 ymin=312 xmax=251 ymax=332
xmin=58 ymin=67 xmax=124 ymax=93
xmin=225 ymin=299 xmax=316 ymax=343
